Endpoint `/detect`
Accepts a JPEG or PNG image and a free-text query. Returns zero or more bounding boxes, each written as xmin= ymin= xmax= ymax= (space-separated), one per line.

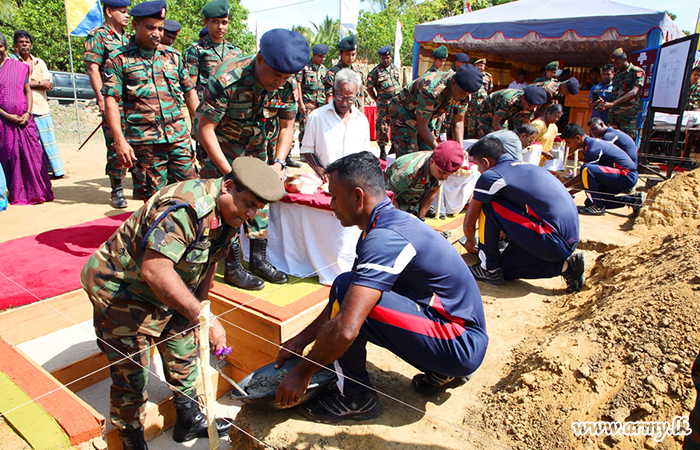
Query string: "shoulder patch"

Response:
xmin=193 ymin=197 xmax=215 ymax=219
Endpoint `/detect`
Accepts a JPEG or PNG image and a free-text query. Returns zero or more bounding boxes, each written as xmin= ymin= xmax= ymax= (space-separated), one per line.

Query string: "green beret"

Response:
xmin=433 ymin=45 xmax=448 ymax=59
xmin=544 ymin=61 xmax=559 ymax=71
xmin=202 ymin=0 xmax=229 ymax=18
xmin=231 ymin=158 xmax=285 ymax=203
xmin=337 ymin=35 xmax=357 ymax=52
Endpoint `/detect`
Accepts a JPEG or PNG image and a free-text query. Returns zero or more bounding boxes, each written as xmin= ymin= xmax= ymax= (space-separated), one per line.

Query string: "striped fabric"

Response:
xmin=33 ymin=114 xmax=65 ymax=177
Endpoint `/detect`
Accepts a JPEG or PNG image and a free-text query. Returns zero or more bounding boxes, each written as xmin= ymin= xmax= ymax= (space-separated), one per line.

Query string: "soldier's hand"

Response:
xmin=299 ymin=102 xmax=306 ymax=115
xmin=115 ymin=141 xmax=137 ymax=168
xmin=209 ymin=317 xmax=227 ymax=358
xmin=97 ymin=98 xmax=106 ymax=117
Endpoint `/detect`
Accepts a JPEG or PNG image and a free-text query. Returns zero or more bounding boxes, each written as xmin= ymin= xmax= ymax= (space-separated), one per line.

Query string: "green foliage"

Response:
xmin=664 ymin=10 xmax=677 ymax=21
xmin=0 ymin=0 xmax=16 ymax=23
xmin=0 ymin=0 xmax=254 ymax=72
xmin=292 ymin=16 xmax=339 ymax=68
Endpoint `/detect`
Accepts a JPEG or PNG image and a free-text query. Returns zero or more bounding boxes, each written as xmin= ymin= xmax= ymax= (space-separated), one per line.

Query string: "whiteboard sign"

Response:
xmin=651 ymin=39 xmax=692 ymax=110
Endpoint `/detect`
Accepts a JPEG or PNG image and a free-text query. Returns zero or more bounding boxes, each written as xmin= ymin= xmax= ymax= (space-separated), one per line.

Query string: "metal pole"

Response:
xmin=436 ymin=183 xmax=443 ymax=220
xmin=198 ymin=301 xmax=221 ymax=450
xmin=65 ymin=29 xmax=82 ymax=143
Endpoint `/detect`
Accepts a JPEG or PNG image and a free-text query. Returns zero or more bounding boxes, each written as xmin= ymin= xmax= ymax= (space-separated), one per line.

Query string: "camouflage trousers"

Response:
xmin=390 ymin=118 xmax=434 ymax=158
xmin=94 ymin=312 xmax=198 ymax=431
xmin=199 ymin=148 xmax=268 ymax=239
xmin=429 ymin=113 xmax=445 ymax=138
xmin=376 ymin=103 xmax=392 ymax=149
xmin=132 ymin=140 xmax=197 ymax=202
xmin=298 ymin=102 xmax=319 ymax=146
xmin=608 ymin=113 xmax=637 ymax=140
xmin=475 ymin=115 xmax=499 ymax=138
xmin=104 ymin=123 xmax=127 ymax=180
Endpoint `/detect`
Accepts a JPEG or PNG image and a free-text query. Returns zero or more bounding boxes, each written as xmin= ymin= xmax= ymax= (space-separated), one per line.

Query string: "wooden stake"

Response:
xmin=198 ymin=301 xmax=221 ymax=450
xmin=436 ymin=183 xmax=444 ymax=220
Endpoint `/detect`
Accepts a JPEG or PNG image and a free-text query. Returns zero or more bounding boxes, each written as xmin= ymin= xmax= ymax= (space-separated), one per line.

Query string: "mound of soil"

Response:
xmin=634 ymin=169 xmax=700 ymax=234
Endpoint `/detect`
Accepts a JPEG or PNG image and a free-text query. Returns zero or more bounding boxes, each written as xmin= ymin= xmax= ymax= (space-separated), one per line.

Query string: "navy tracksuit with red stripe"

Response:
xmin=473 ymin=154 xmax=580 ymax=280
xmin=331 ymin=197 xmax=488 ymax=398
xmin=580 ymin=136 xmax=638 ymax=209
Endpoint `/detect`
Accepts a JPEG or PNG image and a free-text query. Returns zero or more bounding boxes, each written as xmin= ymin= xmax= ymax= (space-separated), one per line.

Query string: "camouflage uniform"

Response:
xmin=390 ymin=71 xmax=469 ymax=157
xmin=84 ymin=24 xmax=130 ymax=180
xmin=508 ymin=79 xmax=563 ymax=130
xmin=609 ymin=63 xmax=644 ymax=140
xmin=324 ymin=61 xmax=365 ymax=109
xmin=686 ymin=80 xmax=700 ymax=111
xmin=464 ymin=72 xmax=493 ymax=138
xmin=184 ymin=35 xmax=241 ymax=101
xmin=296 ymin=61 xmax=327 ymax=145
xmin=385 ymin=151 xmax=440 ymax=214
xmin=425 ymin=66 xmax=444 ymax=134
xmin=80 ymin=178 xmax=235 ymax=431
xmin=475 ymin=89 xmax=532 ymax=138
xmin=102 ymin=38 xmax=197 ymax=201
xmin=366 ymin=62 xmax=400 ymax=149
xmin=195 ymin=54 xmax=297 ymax=238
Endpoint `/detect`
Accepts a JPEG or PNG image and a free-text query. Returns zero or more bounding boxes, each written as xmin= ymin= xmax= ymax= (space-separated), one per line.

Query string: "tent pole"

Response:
xmin=65 ymin=28 xmax=82 ymax=143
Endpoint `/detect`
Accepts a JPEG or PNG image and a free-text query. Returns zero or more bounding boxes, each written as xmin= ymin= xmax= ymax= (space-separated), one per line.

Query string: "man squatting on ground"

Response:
xmin=81 ymin=157 xmax=286 ymax=449
xmin=462 ymin=137 xmax=585 ymax=292
xmin=273 ymin=151 xmax=488 ymax=423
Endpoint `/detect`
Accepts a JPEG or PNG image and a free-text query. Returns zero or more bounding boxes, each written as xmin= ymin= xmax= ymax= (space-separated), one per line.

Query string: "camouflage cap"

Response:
xmin=433 ymin=45 xmax=448 ymax=59
xmin=202 ymin=0 xmax=229 ymax=18
xmin=544 ymin=61 xmax=559 ymax=71
xmin=610 ymin=47 xmax=626 ymax=61
xmin=231 ymin=158 xmax=285 ymax=203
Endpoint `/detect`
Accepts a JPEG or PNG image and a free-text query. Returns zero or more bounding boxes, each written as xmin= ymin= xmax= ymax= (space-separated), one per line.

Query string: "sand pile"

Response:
xmin=634 ymin=169 xmax=700 ymax=234
xmin=477 ymin=227 xmax=700 ymax=449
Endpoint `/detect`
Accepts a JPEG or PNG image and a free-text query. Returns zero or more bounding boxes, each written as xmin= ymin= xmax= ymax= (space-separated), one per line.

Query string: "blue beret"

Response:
xmin=337 ymin=35 xmax=357 ymax=52
xmin=565 ymin=77 xmax=580 ymax=95
xmin=312 ymin=44 xmax=328 ymax=55
xmin=260 ymin=29 xmax=310 ymax=74
xmin=199 ymin=27 xmax=208 ymax=38
xmin=129 ymin=0 xmax=166 ymax=18
xmin=523 ymin=85 xmax=547 ymax=105
xmin=433 ymin=45 xmax=448 ymax=59
xmin=455 ymin=52 xmax=469 ymax=63
xmin=101 ymin=0 xmax=131 ymax=7
xmin=164 ymin=20 xmax=181 ymax=33
xmin=202 ymin=0 xmax=229 ymax=18
xmin=453 ymin=64 xmax=483 ymax=93
xmin=378 ymin=45 xmax=392 ymax=56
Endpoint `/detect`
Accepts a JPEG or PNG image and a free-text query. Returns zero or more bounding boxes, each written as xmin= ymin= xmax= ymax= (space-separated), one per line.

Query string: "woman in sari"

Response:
xmin=0 ymin=31 xmax=53 ymax=205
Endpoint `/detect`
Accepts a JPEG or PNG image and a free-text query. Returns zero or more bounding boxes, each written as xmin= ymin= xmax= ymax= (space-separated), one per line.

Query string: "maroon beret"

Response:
xmin=432 ymin=140 xmax=464 ymax=172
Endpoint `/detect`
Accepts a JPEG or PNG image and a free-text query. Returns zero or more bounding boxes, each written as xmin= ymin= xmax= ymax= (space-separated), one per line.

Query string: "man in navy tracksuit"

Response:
xmin=462 ymin=137 xmax=585 ymax=291
xmin=588 ymin=117 xmax=638 ymax=166
xmin=563 ymin=123 xmax=644 ymax=216
xmin=274 ymin=151 xmax=488 ymax=423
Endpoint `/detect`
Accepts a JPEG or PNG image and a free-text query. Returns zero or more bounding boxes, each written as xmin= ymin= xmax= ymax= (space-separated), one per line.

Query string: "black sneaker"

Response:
xmin=425 ymin=206 xmax=437 ymax=219
xmin=412 ymin=372 xmax=467 ymax=396
xmin=562 ymin=252 xmax=585 ymax=293
xmin=630 ymin=192 xmax=646 ymax=218
xmin=469 ymin=262 xmax=505 ymax=285
xmin=300 ymin=389 xmax=384 ymax=423
xmin=579 ymin=203 xmax=605 ymax=216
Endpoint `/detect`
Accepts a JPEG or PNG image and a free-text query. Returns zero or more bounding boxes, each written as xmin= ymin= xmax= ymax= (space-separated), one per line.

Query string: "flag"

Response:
xmin=394 ymin=19 xmax=403 ymax=69
xmin=339 ymin=0 xmax=358 ymax=38
xmin=65 ymin=0 xmax=102 ymax=37
xmin=464 ymin=2 xmax=472 ymax=13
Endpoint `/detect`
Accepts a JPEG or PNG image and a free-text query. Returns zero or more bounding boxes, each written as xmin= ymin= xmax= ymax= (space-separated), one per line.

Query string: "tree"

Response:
xmin=291 ymin=16 xmax=339 ymax=68
xmin=0 ymin=0 xmax=16 ymax=23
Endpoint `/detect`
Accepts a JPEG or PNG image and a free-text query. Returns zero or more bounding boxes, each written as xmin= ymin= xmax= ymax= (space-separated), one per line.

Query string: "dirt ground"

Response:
xmin=3 ymin=105 xmax=699 ymax=450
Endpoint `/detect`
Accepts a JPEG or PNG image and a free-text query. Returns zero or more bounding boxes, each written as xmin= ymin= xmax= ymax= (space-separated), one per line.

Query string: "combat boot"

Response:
xmin=224 ymin=238 xmax=265 ymax=290
xmin=379 ymin=146 xmax=387 ymax=161
xmin=249 ymin=239 xmax=289 ymax=284
xmin=286 ymin=153 xmax=302 ymax=168
xmin=172 ymin=395 xmax=231 ymax=443
xmin=110 ymin=177 xmax=127 ymax=209
xmin=119 ymin=427 xmax=148 ymax=450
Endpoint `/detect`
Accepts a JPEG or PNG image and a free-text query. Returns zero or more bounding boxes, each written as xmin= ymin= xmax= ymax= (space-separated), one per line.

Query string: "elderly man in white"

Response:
xmin=301 ymin=68 xmax=371 ymax=179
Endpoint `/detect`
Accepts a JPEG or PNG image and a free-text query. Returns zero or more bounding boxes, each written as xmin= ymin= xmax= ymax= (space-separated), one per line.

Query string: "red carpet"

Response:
xmin=0 ymin=213 xmax=131 ymax=310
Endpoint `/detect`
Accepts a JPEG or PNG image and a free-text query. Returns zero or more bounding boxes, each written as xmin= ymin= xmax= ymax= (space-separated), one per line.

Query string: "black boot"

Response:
xmin=110 ymin=177 xmax=127 ymax=209
xmin=379 ymin=146 xmax=387 ymax=161
xmin=172 ymin=395 xmax=231 ymax=443
xmin=224 ymin=238 xmax=265 ymax=290
xmin=249 ymin=239 xmax=289 ymax=284
xmin=119 ymin=427 xmax=148 ymax=450
xmin=285 ymin=153 xmax=302 ymax=168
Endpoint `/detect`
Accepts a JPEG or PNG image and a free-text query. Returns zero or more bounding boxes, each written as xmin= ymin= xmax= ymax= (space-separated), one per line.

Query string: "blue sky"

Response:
xmin=240 ymin=0 xmax=699 ymax=37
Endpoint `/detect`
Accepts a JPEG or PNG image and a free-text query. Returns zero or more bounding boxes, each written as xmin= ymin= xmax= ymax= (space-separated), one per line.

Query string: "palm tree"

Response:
xmin=309 ymin=16 xmax=338 ymax=46
xmin=0 ymin=0 xmax=15 ymax=22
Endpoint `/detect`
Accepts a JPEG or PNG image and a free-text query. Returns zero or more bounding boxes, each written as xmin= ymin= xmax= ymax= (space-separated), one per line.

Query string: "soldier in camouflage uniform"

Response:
xmin=296 ymin=43 xmax=328 ymax=162
xmin=184 ymin=0 xmax=241 ymax=102
xmin=426 ymin=46 xmax=449 ymax=137
xmin=510 ymin=77 xmax=579 ymax=129
xmin=161 ymin=19 xmax=181 ymax=46
xmin=195 ymin=29 xmax=308 ymax=290
xmin=81 ymin=156 xmax=284 ymax=449
xmin=324 ymin=35 xmax=365 ymax=109
xmin=464 ymin=58 xmax=493 ymax=139
xmin=598 ymin=48 xmax=644 ymax=140
xmin=475 ymin=86 xmax=547 ymax=138
xmin=102 ymin=3 xmax=199 ymax=203
xmin=533 ymin=60 xmax=558 ymax=83
xmin=84 ymin=0 xmax=131 ymax=209
xmin=366 ymin=45 xmax=400 ymax=159
xmin=390 ymin=65 xmax=483 ymax=157
xmin=385 ymin=141 xmax=464 ymax=220
xmin=439 ymin=52 xmax=469 ymax=140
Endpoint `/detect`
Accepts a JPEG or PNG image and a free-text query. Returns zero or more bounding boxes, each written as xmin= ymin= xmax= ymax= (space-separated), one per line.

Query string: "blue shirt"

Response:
xmin=473 ymin=154 xmax=580 ymax=245
xmin=589 ymin=81 xmax=613 ymax=122
xmin=601 ymin=126 xmax=637 ymax=166
xmin=351 ymin=197 xmax=487 ymax=349
xmin=583 ymin=136 xmax=636 ymax=173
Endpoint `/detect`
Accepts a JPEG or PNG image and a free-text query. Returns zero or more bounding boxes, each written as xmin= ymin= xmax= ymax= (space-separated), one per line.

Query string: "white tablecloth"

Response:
xmin=265 ymin=201 xmax=361 ymax=286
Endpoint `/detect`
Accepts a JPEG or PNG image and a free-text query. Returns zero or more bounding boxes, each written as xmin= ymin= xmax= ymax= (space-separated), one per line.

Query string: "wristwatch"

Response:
xmin=272 ymin=158 xmax=287 ymax=169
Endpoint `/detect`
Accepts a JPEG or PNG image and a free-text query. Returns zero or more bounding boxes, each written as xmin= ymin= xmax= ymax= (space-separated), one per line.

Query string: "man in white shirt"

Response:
xmin=301 ymin=68 xmax=370 ymax=178
xmin=508 ymin=70 xmax=528 ymax=90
